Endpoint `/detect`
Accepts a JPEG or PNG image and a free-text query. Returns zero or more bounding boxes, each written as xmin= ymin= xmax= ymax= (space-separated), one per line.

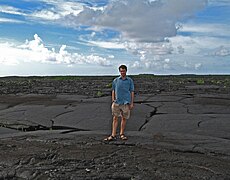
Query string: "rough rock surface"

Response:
xmin=0 ymin=75 xmax=230 ymax=179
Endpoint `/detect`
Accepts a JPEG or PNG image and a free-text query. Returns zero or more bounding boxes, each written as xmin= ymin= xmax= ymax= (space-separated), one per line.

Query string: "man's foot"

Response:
xmin=104 ymin=135 xmax=116 ymax=141
xmin=120 ymin=134 xmax=128 ymax=140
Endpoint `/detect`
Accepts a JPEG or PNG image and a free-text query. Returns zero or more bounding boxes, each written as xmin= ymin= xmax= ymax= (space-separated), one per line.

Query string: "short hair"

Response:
xmin=119 ymin=64 xmax=127 ymax=71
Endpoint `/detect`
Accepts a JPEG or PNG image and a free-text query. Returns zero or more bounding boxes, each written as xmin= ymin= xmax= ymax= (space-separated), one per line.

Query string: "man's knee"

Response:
xmin=121 ymin=117 xmax=127 ymax=122
xmin=113 ymin=116 xmax=118 ymax=122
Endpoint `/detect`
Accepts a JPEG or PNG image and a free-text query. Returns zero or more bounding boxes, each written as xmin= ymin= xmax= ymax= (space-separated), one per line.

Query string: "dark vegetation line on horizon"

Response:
xmin=1 ymin=74 xmax=230 ymax=80
xmin=0 ymin=74 xmax=229 ymax=96
xmin=1 ymin=74 xmax=230 ymax=88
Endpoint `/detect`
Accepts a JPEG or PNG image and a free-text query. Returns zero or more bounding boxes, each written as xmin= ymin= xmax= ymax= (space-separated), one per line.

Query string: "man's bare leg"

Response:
xmin=112 ymin=116 xmax=119 ymax=137
xmin=104 ymin=116 xmax=118 ymax=141
xmin=119 ymin=116 xmax=128 ymax=140
xmin=120 ymin=116 xmax=127 ymax=136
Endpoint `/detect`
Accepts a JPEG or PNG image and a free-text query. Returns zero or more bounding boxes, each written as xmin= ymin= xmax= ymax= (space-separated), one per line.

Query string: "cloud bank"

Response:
xmin=31 ymin=1 xmax=83 ymax=20
xmin=63 ymin=0 xmax=207 ymax=42
xmin=3 ymin=0 xmax=229 ymax=74
xmin=0 ymin=34 xmax=111 ymax=66
xmin=0 ymin=5 xmax=26 ymax=16
xmin=26 ymin=0 xmax=208 ymax=71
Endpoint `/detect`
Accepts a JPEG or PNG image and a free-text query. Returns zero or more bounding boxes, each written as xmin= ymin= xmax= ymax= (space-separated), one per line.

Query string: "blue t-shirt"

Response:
xmin=112 ymin=76 xmax=134 ymax=105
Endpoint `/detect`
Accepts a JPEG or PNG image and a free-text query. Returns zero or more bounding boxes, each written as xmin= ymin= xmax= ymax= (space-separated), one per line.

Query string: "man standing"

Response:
xmin=104 ymin=65 xmax=134 ymax=141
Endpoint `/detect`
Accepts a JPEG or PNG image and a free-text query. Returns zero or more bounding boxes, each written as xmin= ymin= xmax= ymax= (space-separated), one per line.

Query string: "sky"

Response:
xmin=0 ymin=0 xmax=230 ymax=76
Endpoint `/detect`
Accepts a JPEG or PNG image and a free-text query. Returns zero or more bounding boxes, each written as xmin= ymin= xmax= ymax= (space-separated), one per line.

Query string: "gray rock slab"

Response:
xmin=53 ymin=97 xmax=153 ymax=132
xmin=0 ymin=95 xmax=154 ymax=132
xmin=194 ymin=96 xmax=230 ymax=106
xmin=53 ymin=100 xmax=112 ymax=131
xmin=0 ymin=105 xmax=71 ymax=127
xmin=146 ymin=93 xmax=186 ymax=102
xmin=181 ymin=94 xmax=230 ymax=105
xmin=55 ymin=94 xmax=89 ymax=101
xmin=134 ymin=94 xmax=156 ymax=102
xmin=0 ymin=92 xmax=229 ymax=155
xmin=141 ymin=114 xmax=230 ymax=139
xmin=0 ymin=104 xmax=9 ymax=111
xmin=188 ymin=104 xmax=230 ymax=114
xmin=195 ymin=114 xmax=230 ymax=139
xmin=0 ymin=127 xmax=19 ymax=135
xmin=156 ymin=101 xmax=188 ymax=114
xmin=150 ymin=132 xmax=230 ymax=156
xmin=141 ymin=114 xmax=200 ymax=134
xmin=195 ymin=93 xmax=230 ymax=99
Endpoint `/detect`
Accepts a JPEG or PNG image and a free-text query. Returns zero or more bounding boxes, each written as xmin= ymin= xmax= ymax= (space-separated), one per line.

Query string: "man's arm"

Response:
xmin=112 ymin=90 xmax=116 ymax=102
xmin=130 ymin=91 xmax=134 ymax=109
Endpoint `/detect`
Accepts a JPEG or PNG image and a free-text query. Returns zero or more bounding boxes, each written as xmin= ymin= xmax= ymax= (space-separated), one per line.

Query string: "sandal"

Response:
xmin=120 ymin=134 xmax=128 ymax=140
xmin=104 ymin=135 xmax=116 ymax=141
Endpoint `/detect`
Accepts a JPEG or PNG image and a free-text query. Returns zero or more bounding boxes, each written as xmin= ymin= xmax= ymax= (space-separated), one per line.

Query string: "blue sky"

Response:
xmin=0 ymin=0 xmax=230 ymax=76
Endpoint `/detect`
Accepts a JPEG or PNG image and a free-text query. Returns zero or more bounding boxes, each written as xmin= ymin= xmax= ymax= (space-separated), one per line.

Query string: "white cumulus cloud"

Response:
xmin=88 ymin=41 xmax=125 ymax=49
xmin=56 ymin=0 xmax=208 ymax=71
xmin=0 ymin=5 xmax=27 ymax=16
xmin=0 ymin=34 xmax=111 ymax=66
xmin=31 ymin=0 xmax=83 ymax=21
xmin=213 ymin=46 xmax=230 ymax=57
xmin=0 ymin=17 xmax=24 ymax=24
xmin=64 ymin=0 xmax=207 ymax=42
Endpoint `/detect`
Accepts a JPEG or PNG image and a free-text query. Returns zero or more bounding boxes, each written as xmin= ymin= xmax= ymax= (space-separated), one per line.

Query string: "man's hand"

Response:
xmin=129 ymin=103 xmax=134 ymax=110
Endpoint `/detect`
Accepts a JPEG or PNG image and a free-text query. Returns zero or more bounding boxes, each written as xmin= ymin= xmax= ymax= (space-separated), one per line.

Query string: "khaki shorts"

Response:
xmin=111 ymin=102 xmax=130 ymax=119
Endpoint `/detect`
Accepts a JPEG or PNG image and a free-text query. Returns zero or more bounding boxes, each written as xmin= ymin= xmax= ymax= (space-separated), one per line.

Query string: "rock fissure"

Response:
xmin=138 ymin=104 xmax=158 ymax=131
xmin=0 ymin=121 xmax=89 ymax=133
